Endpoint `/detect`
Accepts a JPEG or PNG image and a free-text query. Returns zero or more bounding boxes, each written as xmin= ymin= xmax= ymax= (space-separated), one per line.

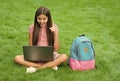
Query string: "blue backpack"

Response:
xmin=68 ymin=34 xmax=95 ymax=70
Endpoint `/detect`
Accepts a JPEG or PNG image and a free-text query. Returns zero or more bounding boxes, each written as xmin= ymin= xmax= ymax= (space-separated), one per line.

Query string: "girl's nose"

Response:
xmin=41 ymin=20 xmax=44 ymax=23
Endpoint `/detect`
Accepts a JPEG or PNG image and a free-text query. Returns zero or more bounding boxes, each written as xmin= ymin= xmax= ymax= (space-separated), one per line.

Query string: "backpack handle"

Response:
xmin=79 ymin=34 xmax=85 ymax=37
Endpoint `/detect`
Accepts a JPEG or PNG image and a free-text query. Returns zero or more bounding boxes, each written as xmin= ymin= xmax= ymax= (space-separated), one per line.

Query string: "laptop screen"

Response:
xmin=23 ymin=46 xmax=54 ymax=62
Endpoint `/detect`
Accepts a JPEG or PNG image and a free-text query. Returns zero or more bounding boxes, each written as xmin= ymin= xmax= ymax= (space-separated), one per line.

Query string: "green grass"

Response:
xmin=0 ymin=0 xmax=120 ymax=81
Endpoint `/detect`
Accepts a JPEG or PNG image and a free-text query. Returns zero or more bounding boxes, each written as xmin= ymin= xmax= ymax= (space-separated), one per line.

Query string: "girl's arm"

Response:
xmin=29 ymin=32 xmax=33 ymax=46
xmin=29 ymin=24 xmax=34 ymax=46
xmin=53 ymin=31 xmax=60 ymax=51
xmin=50 ymin=24 xmax=60 ymax=51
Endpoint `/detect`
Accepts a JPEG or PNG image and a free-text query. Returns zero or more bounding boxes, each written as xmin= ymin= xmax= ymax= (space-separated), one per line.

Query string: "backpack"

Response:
xmin=68 ymin=34 xmax=95 ymax=71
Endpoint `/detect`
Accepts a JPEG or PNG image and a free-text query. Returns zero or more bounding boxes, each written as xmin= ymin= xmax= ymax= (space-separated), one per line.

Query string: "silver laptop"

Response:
xmin=23 ymin=46 xmax=54 ymax=62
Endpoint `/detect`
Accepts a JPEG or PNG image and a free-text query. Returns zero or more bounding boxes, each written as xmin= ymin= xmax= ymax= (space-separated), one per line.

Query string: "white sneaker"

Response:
xmin=26 ymin=66 xmax=38 ymax=73
xmin=52 ymin=66 xmax=58 ymax=71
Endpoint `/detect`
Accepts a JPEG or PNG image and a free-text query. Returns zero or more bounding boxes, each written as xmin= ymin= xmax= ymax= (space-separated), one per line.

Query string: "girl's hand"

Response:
xmin=49 ymin=26 xmax=56 ymax=32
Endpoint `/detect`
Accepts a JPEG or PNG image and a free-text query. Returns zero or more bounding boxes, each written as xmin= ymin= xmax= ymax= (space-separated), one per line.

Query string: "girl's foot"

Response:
xmin=52 ymin=66 xmax=58 ymax=71
xmin=26 ymin=66 xmax=38 ymax=73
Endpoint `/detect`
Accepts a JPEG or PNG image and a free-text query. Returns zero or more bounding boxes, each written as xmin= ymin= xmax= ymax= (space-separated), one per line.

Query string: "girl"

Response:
xmin=14 ymin=6 xmax=68 ymax=73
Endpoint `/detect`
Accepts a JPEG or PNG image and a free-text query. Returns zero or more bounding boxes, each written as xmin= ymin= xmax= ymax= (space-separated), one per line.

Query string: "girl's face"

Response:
xmin=37 ymin=14 xmax=48 ymax=26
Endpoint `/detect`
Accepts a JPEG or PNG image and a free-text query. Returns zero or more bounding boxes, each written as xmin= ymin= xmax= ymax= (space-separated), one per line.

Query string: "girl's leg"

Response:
xmin=14 ymin=55 xmax=42 ymax=68
xmin=14 ymin=53 xmax=68 ymax=69
xmin=38 ymin=54 xmax=68 ymax=69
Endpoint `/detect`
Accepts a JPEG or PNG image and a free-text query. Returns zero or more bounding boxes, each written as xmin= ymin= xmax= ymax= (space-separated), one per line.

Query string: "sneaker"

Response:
xmin=26 ymin=66 xmax=38 ymax=73
xmin=52 ymin=66 xmax=58 ymax=71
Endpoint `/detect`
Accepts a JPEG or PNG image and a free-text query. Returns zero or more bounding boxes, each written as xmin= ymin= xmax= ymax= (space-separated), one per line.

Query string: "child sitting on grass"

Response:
xmin=14 ymin=6 xmax=68 ymax=73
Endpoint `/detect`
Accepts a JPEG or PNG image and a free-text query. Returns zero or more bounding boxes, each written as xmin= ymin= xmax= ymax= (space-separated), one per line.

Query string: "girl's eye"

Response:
xmin=38 ymin=17 xmax=41 ymax=20
xmin=43 ymin=18 xmax=46 ymax=20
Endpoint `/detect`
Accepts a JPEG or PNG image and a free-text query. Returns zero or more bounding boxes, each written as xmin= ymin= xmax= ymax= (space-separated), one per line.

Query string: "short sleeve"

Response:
xmin=29 ymin=24 xmax=34 ymax=33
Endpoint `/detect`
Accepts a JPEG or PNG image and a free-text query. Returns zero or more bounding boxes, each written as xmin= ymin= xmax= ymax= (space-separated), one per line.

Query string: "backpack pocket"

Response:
xmin=69 ymin=58 xmax=95 ymax=70
xmin=77 ymin=41 xmax=94 ymax=60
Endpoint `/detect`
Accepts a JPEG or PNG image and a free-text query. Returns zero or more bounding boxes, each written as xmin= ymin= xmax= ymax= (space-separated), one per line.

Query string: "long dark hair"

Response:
xmin=32 ymin=6 xmax=54 ymax=46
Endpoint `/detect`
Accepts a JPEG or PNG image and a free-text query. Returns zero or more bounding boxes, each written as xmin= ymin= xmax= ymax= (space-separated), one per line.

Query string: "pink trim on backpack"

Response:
xmin=69 ymin=58 xmax=95 ymax=70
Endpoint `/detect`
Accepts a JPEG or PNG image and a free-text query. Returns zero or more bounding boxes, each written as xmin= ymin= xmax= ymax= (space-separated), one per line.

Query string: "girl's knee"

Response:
xmin=14 ymin=55 xmax=23 ymax=63
xmin=61 ymin=54 xmax=68 ymax=61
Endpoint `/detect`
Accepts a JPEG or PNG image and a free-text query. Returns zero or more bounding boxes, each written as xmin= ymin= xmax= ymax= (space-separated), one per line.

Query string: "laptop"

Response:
xmin=23 ymin=46 xmax=54 ymax=62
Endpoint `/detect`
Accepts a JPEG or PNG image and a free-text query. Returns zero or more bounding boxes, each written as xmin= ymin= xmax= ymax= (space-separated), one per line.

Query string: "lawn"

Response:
xmin=0 ymin=0 xmax=120 ymax=81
